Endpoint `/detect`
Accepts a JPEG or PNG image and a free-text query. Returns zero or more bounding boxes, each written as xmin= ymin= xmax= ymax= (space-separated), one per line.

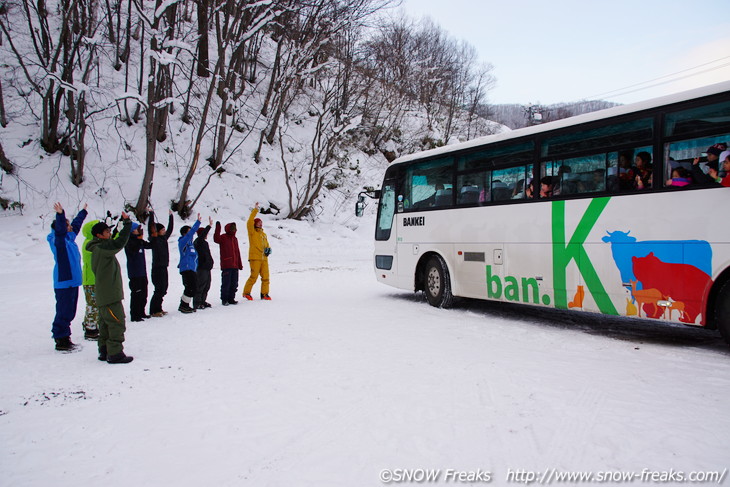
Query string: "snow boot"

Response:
xmin=261 ymin=294 xmax=271 ymax=301
xmin=107 ymin=352 xmax=133 ymax=364
xmin=55 ymin=337 xmax=79 ymax=352
xmin=178 ymin=300 xmax=195 ymax=314
xmin=98 ymin=346 xmax=107 ymax=361
xmin=84 ymin=328 xmax=100 ymax=340
xmin=242 ymin=293 xmax=253 ymax=301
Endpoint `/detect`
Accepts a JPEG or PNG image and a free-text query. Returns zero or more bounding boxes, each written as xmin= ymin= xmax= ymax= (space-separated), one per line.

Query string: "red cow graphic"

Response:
xmin=631 ymin=252 xmax=713 ymax=325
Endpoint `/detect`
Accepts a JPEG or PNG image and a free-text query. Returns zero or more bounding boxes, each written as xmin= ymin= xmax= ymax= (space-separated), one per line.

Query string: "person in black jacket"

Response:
xmin=194 ymin=217 xmax=214 ymax=309
xmin=125 ymin=222 xmax=152 ymax=322
xmin=148 ymin=210 xmax=174 ymax=317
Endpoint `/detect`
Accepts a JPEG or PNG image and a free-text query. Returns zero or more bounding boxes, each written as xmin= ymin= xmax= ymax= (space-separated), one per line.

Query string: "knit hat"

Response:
xmin=196 ymin=228 xmax=206 ymax=237
xmin=131 ymin=222 xmax=140 ymax=231
xmin=719 ymin=150 xmax=730 ymax=163
xmin=254 ymin=218 xmax=263 ymax=227
xmin=91 ymin=222 xmax=110 ymax=237
xmin=707 ymin=143 xmax=728 ymax=157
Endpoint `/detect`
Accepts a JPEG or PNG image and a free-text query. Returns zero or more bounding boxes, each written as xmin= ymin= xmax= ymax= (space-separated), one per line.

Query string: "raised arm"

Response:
xmin=165 ymin=210 xmax=174 ymax=239
xmin=148 ymin=211 xmax=157 ymax=237
xmin=70 ymin=204 xmax=88 ymax=234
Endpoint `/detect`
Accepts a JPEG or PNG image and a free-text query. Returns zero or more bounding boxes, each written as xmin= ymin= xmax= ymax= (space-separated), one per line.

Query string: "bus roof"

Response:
xmin=392 ymin=80 xmax=730 ymax=166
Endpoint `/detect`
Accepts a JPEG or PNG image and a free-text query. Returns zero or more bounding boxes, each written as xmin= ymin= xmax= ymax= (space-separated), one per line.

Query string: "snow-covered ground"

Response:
xmin=1 ymin=211 xmax=729 ymax=487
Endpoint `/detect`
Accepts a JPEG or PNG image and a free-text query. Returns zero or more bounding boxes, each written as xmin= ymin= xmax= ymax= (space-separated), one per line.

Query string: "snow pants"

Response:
xmin=98 ymin=301 xmax=126 ymax=356
xmin=149 ymin=266 xmax=168 ymax=314
xmin=220 ymin=268 xmax=239 ymax=304
xmin=195 ymin=269 xmax=211 ymax=307
xmin=81 ymin=285 xmax=99 ymax=333
xmin=129 ymin=276 xmax=148 ymax=321
xmin=180 ymin=270 xmax=197 ymax=301
xmin=243 ymin=259 xmax=269 ymax=296
xmin=52 ymin=287 xmax=79 ymax=339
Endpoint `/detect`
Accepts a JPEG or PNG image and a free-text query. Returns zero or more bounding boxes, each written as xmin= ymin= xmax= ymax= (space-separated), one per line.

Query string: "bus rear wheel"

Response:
xmin=716 ymin=280 xmax=730 ymax=346
xmin=424 ymin=255 xmax=454 ymax=308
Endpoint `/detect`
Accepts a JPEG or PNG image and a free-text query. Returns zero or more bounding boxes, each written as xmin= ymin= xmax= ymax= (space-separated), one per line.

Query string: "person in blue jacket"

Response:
xmin=47 ymin=202 xmax=88 ymax=351
xmin=177 ymin=213 xmax=202 ymax=314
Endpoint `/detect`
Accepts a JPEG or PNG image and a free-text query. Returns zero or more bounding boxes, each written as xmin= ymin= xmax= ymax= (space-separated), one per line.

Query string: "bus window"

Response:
xmin=542 ymin=118 xmax=653 ymax=157
xmin=456 ymin=173 xmax=485 ymax=205
xmin=404 ymin=158 xmax=453 ymax=210
xmin=664 ymin=134 xmax=730 ymax=187
xmin=664 ymin=100 xmax=730 ymax=138
xmin=508 ymin=164 xmax=534 ymax=200
xmin=554 ymin=154 xmax=607 ymax=194
xmin=459 ymin=141 xmax=534 ymax=171
xmin=375 ymin=182 xmax=396 ymax=241
xmin=491 ymin=166 xmax=523 ymax=201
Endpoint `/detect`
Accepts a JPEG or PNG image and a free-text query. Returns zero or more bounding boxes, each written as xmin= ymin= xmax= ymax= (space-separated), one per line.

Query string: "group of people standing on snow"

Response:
xmin=47 ymin=202 xmax=271 ymax=364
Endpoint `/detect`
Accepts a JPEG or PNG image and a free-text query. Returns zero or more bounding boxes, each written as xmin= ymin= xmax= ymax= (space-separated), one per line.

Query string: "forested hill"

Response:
xmin=0 ymin=0 xmax=609 ymax=222
xmin=484 ymin=101 xmax=620 ymax=130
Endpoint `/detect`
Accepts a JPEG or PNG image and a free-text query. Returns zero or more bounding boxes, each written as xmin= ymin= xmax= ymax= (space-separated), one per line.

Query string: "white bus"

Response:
xmin=358 ymin=81 xmax=730 ymax=344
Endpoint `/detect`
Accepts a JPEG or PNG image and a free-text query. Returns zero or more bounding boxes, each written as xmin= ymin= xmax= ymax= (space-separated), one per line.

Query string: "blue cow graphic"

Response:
xmin=601 ymin=230 xmax=712 ymax=289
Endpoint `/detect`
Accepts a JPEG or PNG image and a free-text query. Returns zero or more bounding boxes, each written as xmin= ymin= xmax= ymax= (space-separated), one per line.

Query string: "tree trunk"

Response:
xmin=196 ymin=0 xmax=210 ymax=77
xmin=0 ymin=141 xmax=14 ymax=174
xmin=0 ymin=79 xmax=7 ymax=128
xmin=175 ymin=55 xmax=223 ymax=217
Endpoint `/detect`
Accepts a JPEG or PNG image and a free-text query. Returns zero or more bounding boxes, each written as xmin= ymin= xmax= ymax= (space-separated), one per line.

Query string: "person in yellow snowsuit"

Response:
xmin=242 ymin=202 xmax=271 ymax=300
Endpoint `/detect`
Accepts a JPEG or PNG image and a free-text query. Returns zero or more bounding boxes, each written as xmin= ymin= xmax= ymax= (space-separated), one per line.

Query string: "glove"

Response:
xmin=264 ymin=247 xmax=272 ymax=256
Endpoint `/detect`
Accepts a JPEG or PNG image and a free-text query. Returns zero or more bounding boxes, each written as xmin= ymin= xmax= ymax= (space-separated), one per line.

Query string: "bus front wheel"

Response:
xmin=424 ymin=255 xmax=454 ymax=308
xmin=716 ymin=280 xmax=730 ymax=346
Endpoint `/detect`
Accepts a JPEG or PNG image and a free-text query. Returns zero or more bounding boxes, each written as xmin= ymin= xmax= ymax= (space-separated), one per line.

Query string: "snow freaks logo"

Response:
xmin=379 ymin=468 xmax=491 ymax=483
xmin=485 ymin=198 xmax=619 ymax=314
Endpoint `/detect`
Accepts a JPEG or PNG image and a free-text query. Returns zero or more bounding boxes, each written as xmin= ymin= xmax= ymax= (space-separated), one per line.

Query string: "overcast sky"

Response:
xmin=398 ymin=0 xmax=730 ymax=105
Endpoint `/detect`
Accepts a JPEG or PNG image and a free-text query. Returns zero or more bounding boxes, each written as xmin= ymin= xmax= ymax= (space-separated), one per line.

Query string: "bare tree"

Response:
xmin=1 ymin=0 xmax=104 ymax=186
xmin=175 ymin=0 xmax=281 ymax=217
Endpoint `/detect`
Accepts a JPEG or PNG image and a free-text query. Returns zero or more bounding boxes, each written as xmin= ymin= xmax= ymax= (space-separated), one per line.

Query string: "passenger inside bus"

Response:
xmin=459 ymin=184 xmax=481 ymax=204
xmin=589 ymin=168 xmax=605 ymax=192
xmin=433 ymin=183 xmax=452 ymax=206
xmin=721 ymin=150 xmax=730 ymax=186
xmin=666 ymin=167 xmax=692 ymax=187
xmin=539 ymin=176 xmax=554 ymax=198
xmin=618 ymin=150 xmax=636 ymax=190
xmin=491 ymin=180 xmax=511 ymax=201
xmin=691 ymin=142 xmax=727 ymax=187
xmin=634 ymin=151 xmax=653 ymax=190
xmin=525 ymin=179 xmax=535 ymax=198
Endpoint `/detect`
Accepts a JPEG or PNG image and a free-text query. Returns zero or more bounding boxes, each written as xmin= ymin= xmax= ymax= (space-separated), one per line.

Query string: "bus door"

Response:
xmin=374 ymin=180 xmax=398 ymax=283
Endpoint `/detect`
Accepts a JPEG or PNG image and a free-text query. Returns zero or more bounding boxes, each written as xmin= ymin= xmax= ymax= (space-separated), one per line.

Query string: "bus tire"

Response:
xmin=424 ymin=255 xmax=454 ymax=308
xmin=716 ymin=280 xmax=730 ymax=346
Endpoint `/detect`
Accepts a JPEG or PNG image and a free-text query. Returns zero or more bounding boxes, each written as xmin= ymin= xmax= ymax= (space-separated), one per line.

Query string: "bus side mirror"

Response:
xmin=355 ymin=189 xmax=382 ymax=217
xmin=355 ymin=195 xmax=365 ymax=217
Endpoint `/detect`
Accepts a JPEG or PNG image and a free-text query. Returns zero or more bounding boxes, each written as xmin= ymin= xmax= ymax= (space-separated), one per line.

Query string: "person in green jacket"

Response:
xmin=80 ymin=219 xmax=100 ymax=340
xmin=86 ymin=213 xmax=134 ymax=364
